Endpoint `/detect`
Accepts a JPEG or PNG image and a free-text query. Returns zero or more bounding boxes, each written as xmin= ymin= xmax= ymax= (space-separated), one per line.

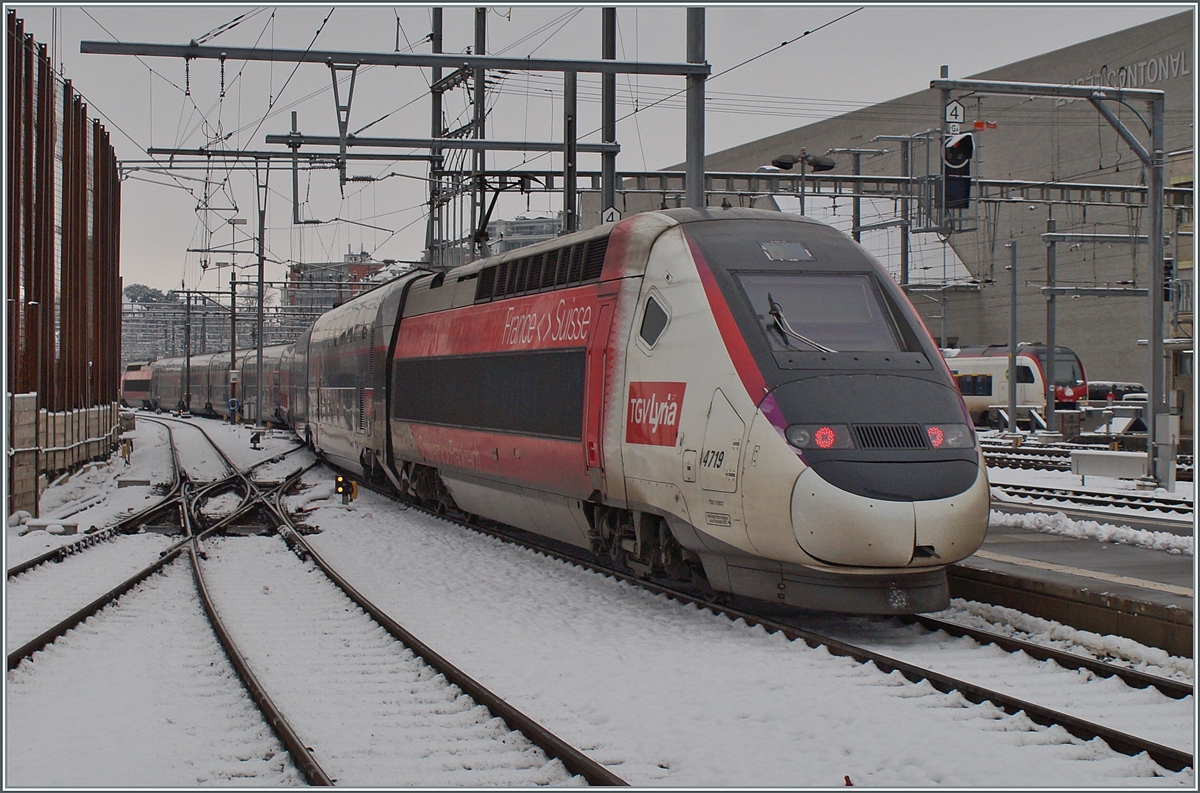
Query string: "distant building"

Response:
xmin=286 ymin=249 xmax=388 ymax=310
xmin=486 ymin=212 xmax=563 ymax=253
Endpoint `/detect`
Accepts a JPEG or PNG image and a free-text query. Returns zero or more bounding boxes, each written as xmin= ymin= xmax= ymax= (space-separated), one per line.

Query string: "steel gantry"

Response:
xmin=81 ymin=8 xmax=711 ymax=267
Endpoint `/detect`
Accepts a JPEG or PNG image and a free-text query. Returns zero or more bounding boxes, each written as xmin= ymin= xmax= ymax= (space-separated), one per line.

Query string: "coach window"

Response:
xmin=639 ymin=292 xmax=670 ymax=350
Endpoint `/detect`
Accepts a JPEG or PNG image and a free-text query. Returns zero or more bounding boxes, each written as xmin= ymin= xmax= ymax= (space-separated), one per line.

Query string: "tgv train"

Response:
xmin=146 ymin=345 xmax=290 ymax=421
xmin=148 ymin=208 xmax=990 ymax=614
xmin=119 ymin=362 xmax=154 ymax=409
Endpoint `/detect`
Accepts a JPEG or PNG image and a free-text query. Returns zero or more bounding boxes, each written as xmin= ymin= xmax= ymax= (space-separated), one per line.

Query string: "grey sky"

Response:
xmin=9 ymin=4 xmax=1188 ymax=293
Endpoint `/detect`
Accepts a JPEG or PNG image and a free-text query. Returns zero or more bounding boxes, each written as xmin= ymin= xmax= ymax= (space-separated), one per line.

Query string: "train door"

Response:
xmin=699 ymin=389 xmax=744 ymax=494
xmin=584 ymin=294 xmax=616 ymax=488
xmin=310 ymin=360 xmax=321 ymax=446
xmin=1014 ymin=358 xmax=1042 ymax=416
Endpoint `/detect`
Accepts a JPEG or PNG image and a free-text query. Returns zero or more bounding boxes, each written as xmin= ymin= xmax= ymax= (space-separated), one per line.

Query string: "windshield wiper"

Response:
xmin=767 ymin=293 xmax=837 ymax=353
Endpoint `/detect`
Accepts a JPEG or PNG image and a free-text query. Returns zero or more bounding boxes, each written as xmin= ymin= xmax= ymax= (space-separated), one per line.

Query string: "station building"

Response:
xmin=689 ymin=11 xmax=1193 ymax=443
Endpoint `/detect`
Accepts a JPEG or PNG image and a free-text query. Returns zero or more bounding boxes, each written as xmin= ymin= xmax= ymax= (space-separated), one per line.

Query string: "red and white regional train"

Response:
xmin=147 ymin=208 xmax=990 ymax=613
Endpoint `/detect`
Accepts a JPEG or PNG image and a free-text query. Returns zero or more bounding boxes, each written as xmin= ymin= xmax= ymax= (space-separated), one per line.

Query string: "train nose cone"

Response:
xmin=791 ymin=467 xmax=917 ymax=567
xmin=790 ymin=461 xmax=990 ymax=568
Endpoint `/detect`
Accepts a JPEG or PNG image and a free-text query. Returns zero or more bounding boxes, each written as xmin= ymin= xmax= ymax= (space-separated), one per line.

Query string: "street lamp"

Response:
xmin=770 ymin=149 xmax=836 ymax=216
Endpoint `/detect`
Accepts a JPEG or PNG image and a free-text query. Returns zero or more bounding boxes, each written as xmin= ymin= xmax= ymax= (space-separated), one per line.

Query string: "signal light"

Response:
xmin=814 ymin=426 xmax=838 ymax=449
xmin=335 ymin=475 xmax=358 ymax=503
xmin=943 ymin=133 xmax=973 ymax=209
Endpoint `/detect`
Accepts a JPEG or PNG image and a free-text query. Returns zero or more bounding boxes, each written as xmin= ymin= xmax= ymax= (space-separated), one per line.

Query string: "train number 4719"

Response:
xmin=701 ymin=449 xmax=725 ymax=469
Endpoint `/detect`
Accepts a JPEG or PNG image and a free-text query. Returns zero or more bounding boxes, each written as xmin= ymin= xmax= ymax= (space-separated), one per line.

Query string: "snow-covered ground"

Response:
xmin=6 ymin=562 xmax=304 ymax=787
xmin=985 ymin=460 xmax=1193 ymax=558
xmin=6 ymin=421 xmax=174 ymax=567
xmin=203 ymin=535 xmax=583 ymax=787
xmin=295 ymin=476 xmax=1192 ymax=786
xmin=988 ymin=462 xmax=1193 ymax=508
xmin=5 ymin=419 xmax=1195 ymax=786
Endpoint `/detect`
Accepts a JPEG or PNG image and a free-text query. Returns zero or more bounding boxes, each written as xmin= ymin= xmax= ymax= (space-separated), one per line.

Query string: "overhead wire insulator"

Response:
xmin=219 ymin=54 xmax=226 ymax=98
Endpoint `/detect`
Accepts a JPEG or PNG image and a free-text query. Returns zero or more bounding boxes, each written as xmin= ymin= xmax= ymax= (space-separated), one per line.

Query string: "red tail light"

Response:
xmin=785 ymin=424 xmax=853 ymax=450
xmin=923 ymin=424 xmax=973 ymax=449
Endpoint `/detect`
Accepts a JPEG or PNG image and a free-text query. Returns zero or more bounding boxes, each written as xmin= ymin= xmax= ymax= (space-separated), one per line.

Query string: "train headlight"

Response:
xmin=785 ymin=424 xmax=853 ymax=450
xmin=924 ymin=424 xmax=973 ymax=449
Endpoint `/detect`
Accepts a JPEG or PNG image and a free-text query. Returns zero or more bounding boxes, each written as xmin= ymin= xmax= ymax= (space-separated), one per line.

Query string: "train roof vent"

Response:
xmin=852 ymin=423 xmax=927 ymax=450
xmin=475 ymin=265 xmax=497 ymax=302
xmin=581 ymin=236 xmax=608 ymax=281
xmin=473 ymin=234 xmax=609 ymax=304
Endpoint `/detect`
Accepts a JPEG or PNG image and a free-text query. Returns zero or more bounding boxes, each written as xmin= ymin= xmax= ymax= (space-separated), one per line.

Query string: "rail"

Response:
xmin=271 ymin=481 xmax=627 ymax=786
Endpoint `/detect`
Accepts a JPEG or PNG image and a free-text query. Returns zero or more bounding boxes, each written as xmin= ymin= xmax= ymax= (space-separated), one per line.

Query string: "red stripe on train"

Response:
xmin=685 ymin=233 xmax=769 ymax=403
xmin=408 ymin=424 xmax=590 ymax=496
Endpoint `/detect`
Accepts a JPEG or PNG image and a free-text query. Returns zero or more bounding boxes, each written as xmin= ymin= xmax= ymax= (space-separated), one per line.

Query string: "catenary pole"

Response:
xmin=1045 ymin=218 xmax=1057 ymax=435
xmin=601 ymin=8 xmax=616 ymax=216
xmin=685 ymin=8 xmax=705 ymax=209
xmin=255 ymin=162 xmax=268 ymax=427
xmin=1008 ymin=241 xmax=1018 ymax=435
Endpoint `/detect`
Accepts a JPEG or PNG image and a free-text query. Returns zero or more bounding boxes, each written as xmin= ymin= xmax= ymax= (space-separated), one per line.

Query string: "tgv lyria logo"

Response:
xmin=626 ymin=382 xmax=685 ymax=446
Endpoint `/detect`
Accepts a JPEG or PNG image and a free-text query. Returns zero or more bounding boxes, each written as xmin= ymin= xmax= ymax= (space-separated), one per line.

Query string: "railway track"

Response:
xmin=6 ymin=418 xmax=290 ymax=670
xmin=6 ymin=421 xmax=303 ymax=581
xmin=991 ymin=481 xmax=1194 ymax=516
xmin=349 ymin=476 xmax=1192 ymax=774
xmin=9 ymin=417 xmax=624 ymax=787
xmin=982 ymin=442 xmax=1194 ymax=482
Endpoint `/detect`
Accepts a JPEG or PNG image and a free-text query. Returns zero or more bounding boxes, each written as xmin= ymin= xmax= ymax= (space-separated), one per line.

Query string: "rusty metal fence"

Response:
xmin=7 ymin=11 xmax=122 ymax=517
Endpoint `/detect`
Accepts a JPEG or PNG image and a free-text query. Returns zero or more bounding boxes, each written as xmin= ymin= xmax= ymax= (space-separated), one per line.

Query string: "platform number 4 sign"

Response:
xmin=601 ymin=206 xmax=622 ymax=224
xmin=944 ymin=100 xmax=965 ymax=124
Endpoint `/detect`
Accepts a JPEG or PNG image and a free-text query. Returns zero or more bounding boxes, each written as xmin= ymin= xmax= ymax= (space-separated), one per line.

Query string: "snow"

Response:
xmin=7 ymin=533 xmax=176 ymax=649
xmin=987 ymin=455 xmax=1195 ymax=503
xmin=797 ymin=609 xmax=1193 ymax=753
xmin=989 ymin=510 xmax=1194 ymax=556
xmin=298 ymin=482 xmax=1193 ymax=786
xmin=5 ymin=419 xmax=1195 ymax=786
xmin=202 ymin=535 xmax=582 ymax=787
xmin=6 ymin=563 xmax=304 ymax=786
xmin=6 ymin=420 xmax=174 ymax=568
xmin=937 ymin=599 xmax=1195 ymax=682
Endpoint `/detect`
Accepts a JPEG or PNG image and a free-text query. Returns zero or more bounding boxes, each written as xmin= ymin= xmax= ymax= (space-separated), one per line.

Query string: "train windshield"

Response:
xmin=1050 ymin=353 xmax=1084 ymax=385
xmin=736 ymin=272 xmax=904 ymax=352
